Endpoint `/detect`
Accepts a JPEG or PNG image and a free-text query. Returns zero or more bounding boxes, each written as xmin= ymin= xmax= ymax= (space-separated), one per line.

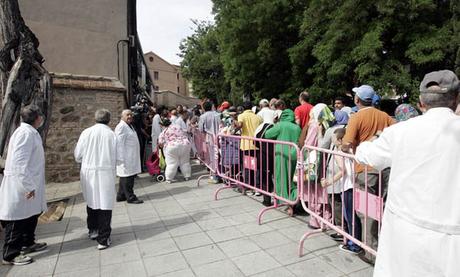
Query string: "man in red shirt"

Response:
xmin=294 ymin=91 xmax=314 ymax=129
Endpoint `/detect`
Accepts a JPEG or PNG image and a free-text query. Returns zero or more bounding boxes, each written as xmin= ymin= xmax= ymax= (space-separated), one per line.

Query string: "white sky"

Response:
xmin=137 ymin=0 xmax=214 ymax=65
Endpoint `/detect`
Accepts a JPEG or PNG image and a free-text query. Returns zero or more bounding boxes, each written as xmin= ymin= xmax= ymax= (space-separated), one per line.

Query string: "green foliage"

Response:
xmin=179 ymin=0 xmax=459 ymax=106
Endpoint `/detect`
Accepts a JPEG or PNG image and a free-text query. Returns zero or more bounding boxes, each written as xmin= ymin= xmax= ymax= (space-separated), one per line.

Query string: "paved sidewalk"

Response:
xmin=0 ymin=167 xmax=373 ymax=277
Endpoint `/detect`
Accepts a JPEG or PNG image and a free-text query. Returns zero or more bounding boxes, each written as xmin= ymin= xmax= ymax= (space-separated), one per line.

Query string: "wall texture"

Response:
xmin=46 ymin=74 xmax=126 ymax=182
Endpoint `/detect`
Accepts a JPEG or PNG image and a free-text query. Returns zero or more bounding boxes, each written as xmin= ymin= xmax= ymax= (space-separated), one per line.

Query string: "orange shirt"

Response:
xmin=343 ymin=107 xmax=395 ymax=173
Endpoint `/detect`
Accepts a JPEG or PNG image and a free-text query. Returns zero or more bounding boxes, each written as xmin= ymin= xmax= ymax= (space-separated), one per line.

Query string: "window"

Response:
xmin=149 ymin=57 xmax=154 ymax=62
xmin=177 ymin=86 xmax=180 ymax=93
xmin=153 ymin=71 xmax=159 ymax=80
xmin=176 ymin=73 xmax=180 ymax=80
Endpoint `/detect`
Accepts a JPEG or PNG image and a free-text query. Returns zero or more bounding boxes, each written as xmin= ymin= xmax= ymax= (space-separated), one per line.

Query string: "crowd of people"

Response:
xmin=0 ymin=69 xmax=458 ymax=277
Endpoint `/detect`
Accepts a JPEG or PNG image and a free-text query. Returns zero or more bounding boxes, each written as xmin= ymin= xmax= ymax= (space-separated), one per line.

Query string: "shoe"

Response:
xmin=245 ymin=190 xmax=255 ymax=196
xmin=2 ymin=255 xmax=33 ymax=265
xmin=338 ymin=244 xmax=363 ymax=255
xmin=127 ymin=198 xmax=144 ymax=204
xmin=88 ymin=230 xmax=98 ymax=240
xmin=116 ymin=196 xmax=127 ymax=202
xmin=184 ymin=177 xmax=190 ymax=181
xmin=97 ymin=238 xmax=111 ymax=250
xmin=21 ymin=242 xmax=47 ymax=254
xmin=307 ymin=223 xmax=320 ymax=230
xmin=254 ymin=192 xmax=262 ymax=196
xmin=166 ymin=180 xmax=172 ymax=184
xmin=208 ymin=178 xmax=219 ymax=184
xmin=330 ymin=233 xmax=343 ymax=242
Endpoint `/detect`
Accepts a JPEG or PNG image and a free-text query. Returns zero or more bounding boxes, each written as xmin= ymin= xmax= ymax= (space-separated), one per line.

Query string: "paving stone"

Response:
xmin=348 ymin=267 xmax=374 ymax=277
xmin=173 ymin=232 xmax=213 ymax=250
xmin=206 ymin=226 xmax=245 ymax=243
xmin=54 ymin=268 xmax=100 ymax=277
xmin=139 ymin=237 xmax=180 ymax=258
xmin=143 ymin=252 xmax=189 ymax=276
xmin=250 ymin=230 xmax=292 ymax=249
xmin=320 ymin=249 xmax=370 ymax=274
xmin=167 ymin=222 xmax=203 ymax=237
xmin=196 ymin=217 xmax=233 ymax=231
xmin=54 ymin=251 xmax=100 ymax=274
xmin=158 ymin=268 xmax=196 ymax=277
xmin=286 ymin=257 xmax=343 ymax=277
xmin=250 ymin=267 xmax=296 ymax=277
xmin=101 ymin=260 xmax=147 ymax=277
xmin=101 ymin=244 xmax=142 ymax=266
xmin=217 ymin=237 xmax=261 ymax=258
xmin=5 ymin=257 xmax=57 ymax=277
xmin=161 ymin=214 xmax=196 ymax=226
xmin=236 ymin=222 xmax=274 ymax=236
xmin=182 ymin=244 xmax=226 ymax=267
xmin=231 ymin=250 xmax=281 ymax=276
xmin=192 ymin=260 xmax=244 ymax=277
xmin=265 ymin=242 xmax=315 ymax=266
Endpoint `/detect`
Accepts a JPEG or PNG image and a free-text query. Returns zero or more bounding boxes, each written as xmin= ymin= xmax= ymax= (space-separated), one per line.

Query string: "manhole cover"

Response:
xmin=38 ymin=198 xmax=70 ymax=224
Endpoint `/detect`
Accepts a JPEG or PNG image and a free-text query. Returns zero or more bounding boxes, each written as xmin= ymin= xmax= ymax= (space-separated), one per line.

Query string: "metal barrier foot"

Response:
xmin=213 ymin=183 xmax=234 ymax=200
xmin=197 ymin=174 xmax=210 ymax=187
xmin=298 ymin=228 xmax=323 ymax=257
xmin=257 ymin=203 xmax=290 ymax=225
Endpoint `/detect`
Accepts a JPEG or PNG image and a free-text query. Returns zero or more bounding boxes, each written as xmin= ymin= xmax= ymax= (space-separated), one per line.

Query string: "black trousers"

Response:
xmin=117 ymin=175 xmax=136 ymax=200
xmin=1 ymin=214 xmax=40 ymax=261
xmin=86 ymin=206 xmax=112 ymax=245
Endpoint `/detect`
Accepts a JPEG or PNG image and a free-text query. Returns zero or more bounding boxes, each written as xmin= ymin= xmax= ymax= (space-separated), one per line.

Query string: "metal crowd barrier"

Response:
xmin=298 ymin=144 xmax=385 ymax=257
xmin=191 ymin=129 xmax=218 ymax=187
xmin=215 ymin=134 xmax=301 ymax=225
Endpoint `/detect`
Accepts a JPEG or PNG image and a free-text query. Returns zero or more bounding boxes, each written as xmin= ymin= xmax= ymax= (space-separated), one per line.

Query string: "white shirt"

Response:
xmin=174 ymin=117 xmax=188 ymax=133
xmin=355 ymin=108 xmax=460 ymax=234
xmin=0 ymin=123 xmax=47 ymax=220
xmin=74 ymin=124 xmax=118 ymax=210
xmin=151 ymin=114 xmax=162 ymax=151
xmin=115 ymin=120 xmax=141 ymax=177
xmin=257 ymin=107 xmax=276 ymax=124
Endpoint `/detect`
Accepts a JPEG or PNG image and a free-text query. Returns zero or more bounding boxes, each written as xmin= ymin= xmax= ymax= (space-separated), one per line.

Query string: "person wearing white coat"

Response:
xmin=355 ymin=70 xmax=460 ymax=277
xmin=115 ymin=110 xmax=143 ymax=204
xmin=0 ymin=106 xmax=48 ymax=265
xmin=74 ymin=109 xmax=118 ymax=250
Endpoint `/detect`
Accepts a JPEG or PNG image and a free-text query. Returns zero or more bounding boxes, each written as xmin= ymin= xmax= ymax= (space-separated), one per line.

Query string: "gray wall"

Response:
xmin=19 ymin=0 xmax=128 ymax=79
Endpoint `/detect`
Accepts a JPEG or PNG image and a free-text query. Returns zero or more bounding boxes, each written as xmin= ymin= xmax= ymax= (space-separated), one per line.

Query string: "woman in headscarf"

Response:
xmin=303 ymin=103 xmax=335 ymax=229
xmin=264 ymin=109 xmax=301 ymax=202
xmin=318 ymin=110 xmax=349 ymax=150
xmin=394 ymin=104 xmax=419 ymax=122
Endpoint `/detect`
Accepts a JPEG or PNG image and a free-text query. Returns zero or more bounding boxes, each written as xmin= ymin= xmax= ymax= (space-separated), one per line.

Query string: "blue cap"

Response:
xmin=352 ymin=85 xmax=376 ymax=102
xmin=372 ymin=94 xmax=381 ymax=105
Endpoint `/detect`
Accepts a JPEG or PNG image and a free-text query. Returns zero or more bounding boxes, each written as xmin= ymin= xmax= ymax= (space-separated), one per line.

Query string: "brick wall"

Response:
xmin=45 ymin=74 xmax=127 ymax=182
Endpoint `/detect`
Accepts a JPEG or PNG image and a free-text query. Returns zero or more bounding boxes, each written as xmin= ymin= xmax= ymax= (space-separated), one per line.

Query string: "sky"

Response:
xmin=137 ymin=0 xmax=214 ymax=66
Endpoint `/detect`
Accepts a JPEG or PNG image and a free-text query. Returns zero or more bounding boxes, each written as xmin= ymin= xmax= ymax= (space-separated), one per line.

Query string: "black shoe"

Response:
xmin=127 ymin=198 xmax=144 ymax=204
xmin=330 ymin=233 xmax=344 ymax=241
xmin=116 ymin=196 xmax=127 ymax=202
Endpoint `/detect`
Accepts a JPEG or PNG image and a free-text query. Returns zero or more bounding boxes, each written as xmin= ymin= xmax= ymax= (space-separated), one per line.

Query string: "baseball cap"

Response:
xmin=352 ymin=85 xmax=376 ymax=102
xmin=419 ymin=70 xmax=460 ymax=94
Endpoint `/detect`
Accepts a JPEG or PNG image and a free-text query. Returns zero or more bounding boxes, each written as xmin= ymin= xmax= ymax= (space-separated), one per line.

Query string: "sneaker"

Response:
xmin=2 ymin=255 xmax=33 ymax=265
xmin=88 ymin=230 xmax=98 ymax=240
xmin=127 ymin=198 xmax=144 ymax=204
xmin=338 ymin=244 xmax=363 ymax=255
xmin=208 ymin=178 xmax=219 ymax=184
xmin=116 ymin=196 xmax=127 ymax=202
xmin=254 ymin=192 xmax=262 ymax=196
xmin=245 ymin=190 xmax=255 ymax=196
xmin=166 ymin=180 xmax=172 ymax=184
xmin=97 ymin=238 xmax=111 ymax=250
xmin=21 ymin=242 xmax=47 ymax=254
xmin=330 ymin=233 xmax=343 ymax=242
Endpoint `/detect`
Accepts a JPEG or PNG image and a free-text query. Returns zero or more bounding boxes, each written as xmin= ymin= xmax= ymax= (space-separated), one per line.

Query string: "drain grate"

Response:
xmin=38 ymin=198 xmax=70 ymax=224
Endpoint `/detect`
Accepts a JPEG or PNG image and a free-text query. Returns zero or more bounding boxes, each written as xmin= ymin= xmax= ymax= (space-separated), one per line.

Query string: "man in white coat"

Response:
xmin=74 ymin=109 xmax=118 ymax=250
xmin=151 ymin=106 xmax=168 ymax=153
xmin=355 ymin=70 xmax=460 ymax=277
xmin=0 ymin=105 xmax=48 ymax=265
xmin=116 ymin=109 xmax=143 ymax=204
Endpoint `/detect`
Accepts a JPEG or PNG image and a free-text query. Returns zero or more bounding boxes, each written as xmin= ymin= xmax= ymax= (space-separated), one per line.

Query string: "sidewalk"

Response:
xmin=0 ymin=167 xmax=373 ymax=277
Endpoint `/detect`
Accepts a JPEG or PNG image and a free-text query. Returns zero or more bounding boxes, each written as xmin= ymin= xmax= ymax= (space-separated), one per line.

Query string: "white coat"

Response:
xmin=355 ymin=108 xmax=460 ymax=277
xmin=151 ymin=114 xmax=162 ymax=152
xmin=74 ymin=124 xmax=117 ymax=210
xmin=115 ymin=120 xmax=141 ymax=177
xmin=0 ymin=123 xmax=47 ymax=220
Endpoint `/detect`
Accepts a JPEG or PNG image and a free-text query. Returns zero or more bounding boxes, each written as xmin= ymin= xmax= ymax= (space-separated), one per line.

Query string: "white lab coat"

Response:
xmin=355 ymin=108 xmax=460 ymax=277
xmin=151 ymin=114 xmax=162 ymax=152
xmin=257 ymin=107 xmax=275 ymax=124
xmin=74 ymin=124 xmax=117 ymax=210
xmin=0 ymin=123 xmax=47 ymax=220
xmin=115 ymin=120 xmax=141 ymax=177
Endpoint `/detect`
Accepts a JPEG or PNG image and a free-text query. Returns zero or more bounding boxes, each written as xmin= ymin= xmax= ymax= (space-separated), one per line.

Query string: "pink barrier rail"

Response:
xmin=298 ymin=144 xmax=386 ymax=257
xmin=215 ymin=134 xmax=301 ymax=224
xmin=191 ymin=129 xmax=218 ymax=187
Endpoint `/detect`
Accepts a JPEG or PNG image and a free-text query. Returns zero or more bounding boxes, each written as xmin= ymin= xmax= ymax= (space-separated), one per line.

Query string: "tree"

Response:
xmin=179 ymin=20 xmax=230 ymax=103
xmin=0 ymin=0 xmax=51 ymax=159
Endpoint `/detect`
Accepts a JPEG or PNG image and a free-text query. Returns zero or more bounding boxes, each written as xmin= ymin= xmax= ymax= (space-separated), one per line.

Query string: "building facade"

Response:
xmin=144 ymin=51 xmax=190 ymax=97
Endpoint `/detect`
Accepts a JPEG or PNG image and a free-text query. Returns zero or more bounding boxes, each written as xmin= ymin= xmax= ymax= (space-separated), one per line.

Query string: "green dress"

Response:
xmin=264 ymin=109 xmax=301 ymax=201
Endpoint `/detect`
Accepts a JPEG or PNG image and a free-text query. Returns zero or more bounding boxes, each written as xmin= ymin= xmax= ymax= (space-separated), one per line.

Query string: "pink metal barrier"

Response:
xmin=215 ymin=134 xmax=301 ymax=224
xmin=191 ymin=129 xmax=218 ymax=186
xmin=298 ymin=144 xmax=386 ymax=257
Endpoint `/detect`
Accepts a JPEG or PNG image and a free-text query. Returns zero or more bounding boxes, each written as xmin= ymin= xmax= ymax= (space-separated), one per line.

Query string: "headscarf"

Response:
xmin=395 ymin=104 xmax=419 ymax=122
xmin=334 ymin=110 xmax=349 ymax=125
xmin=310 ymin=103 xmax=335 ymax=129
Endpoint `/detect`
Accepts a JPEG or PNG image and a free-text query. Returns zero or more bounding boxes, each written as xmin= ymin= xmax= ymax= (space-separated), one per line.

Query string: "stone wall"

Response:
xmin=46 ymin=74 xmax=127 ymax=182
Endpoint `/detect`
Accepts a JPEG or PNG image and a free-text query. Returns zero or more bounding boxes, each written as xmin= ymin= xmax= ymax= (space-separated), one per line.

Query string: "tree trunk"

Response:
xmin=0 ymin=0 xmax=51 ymax=159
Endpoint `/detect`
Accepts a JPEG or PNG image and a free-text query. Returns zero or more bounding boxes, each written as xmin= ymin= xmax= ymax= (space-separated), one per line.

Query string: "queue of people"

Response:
xmin=0 ymin=69 xmax=458 ymax=276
